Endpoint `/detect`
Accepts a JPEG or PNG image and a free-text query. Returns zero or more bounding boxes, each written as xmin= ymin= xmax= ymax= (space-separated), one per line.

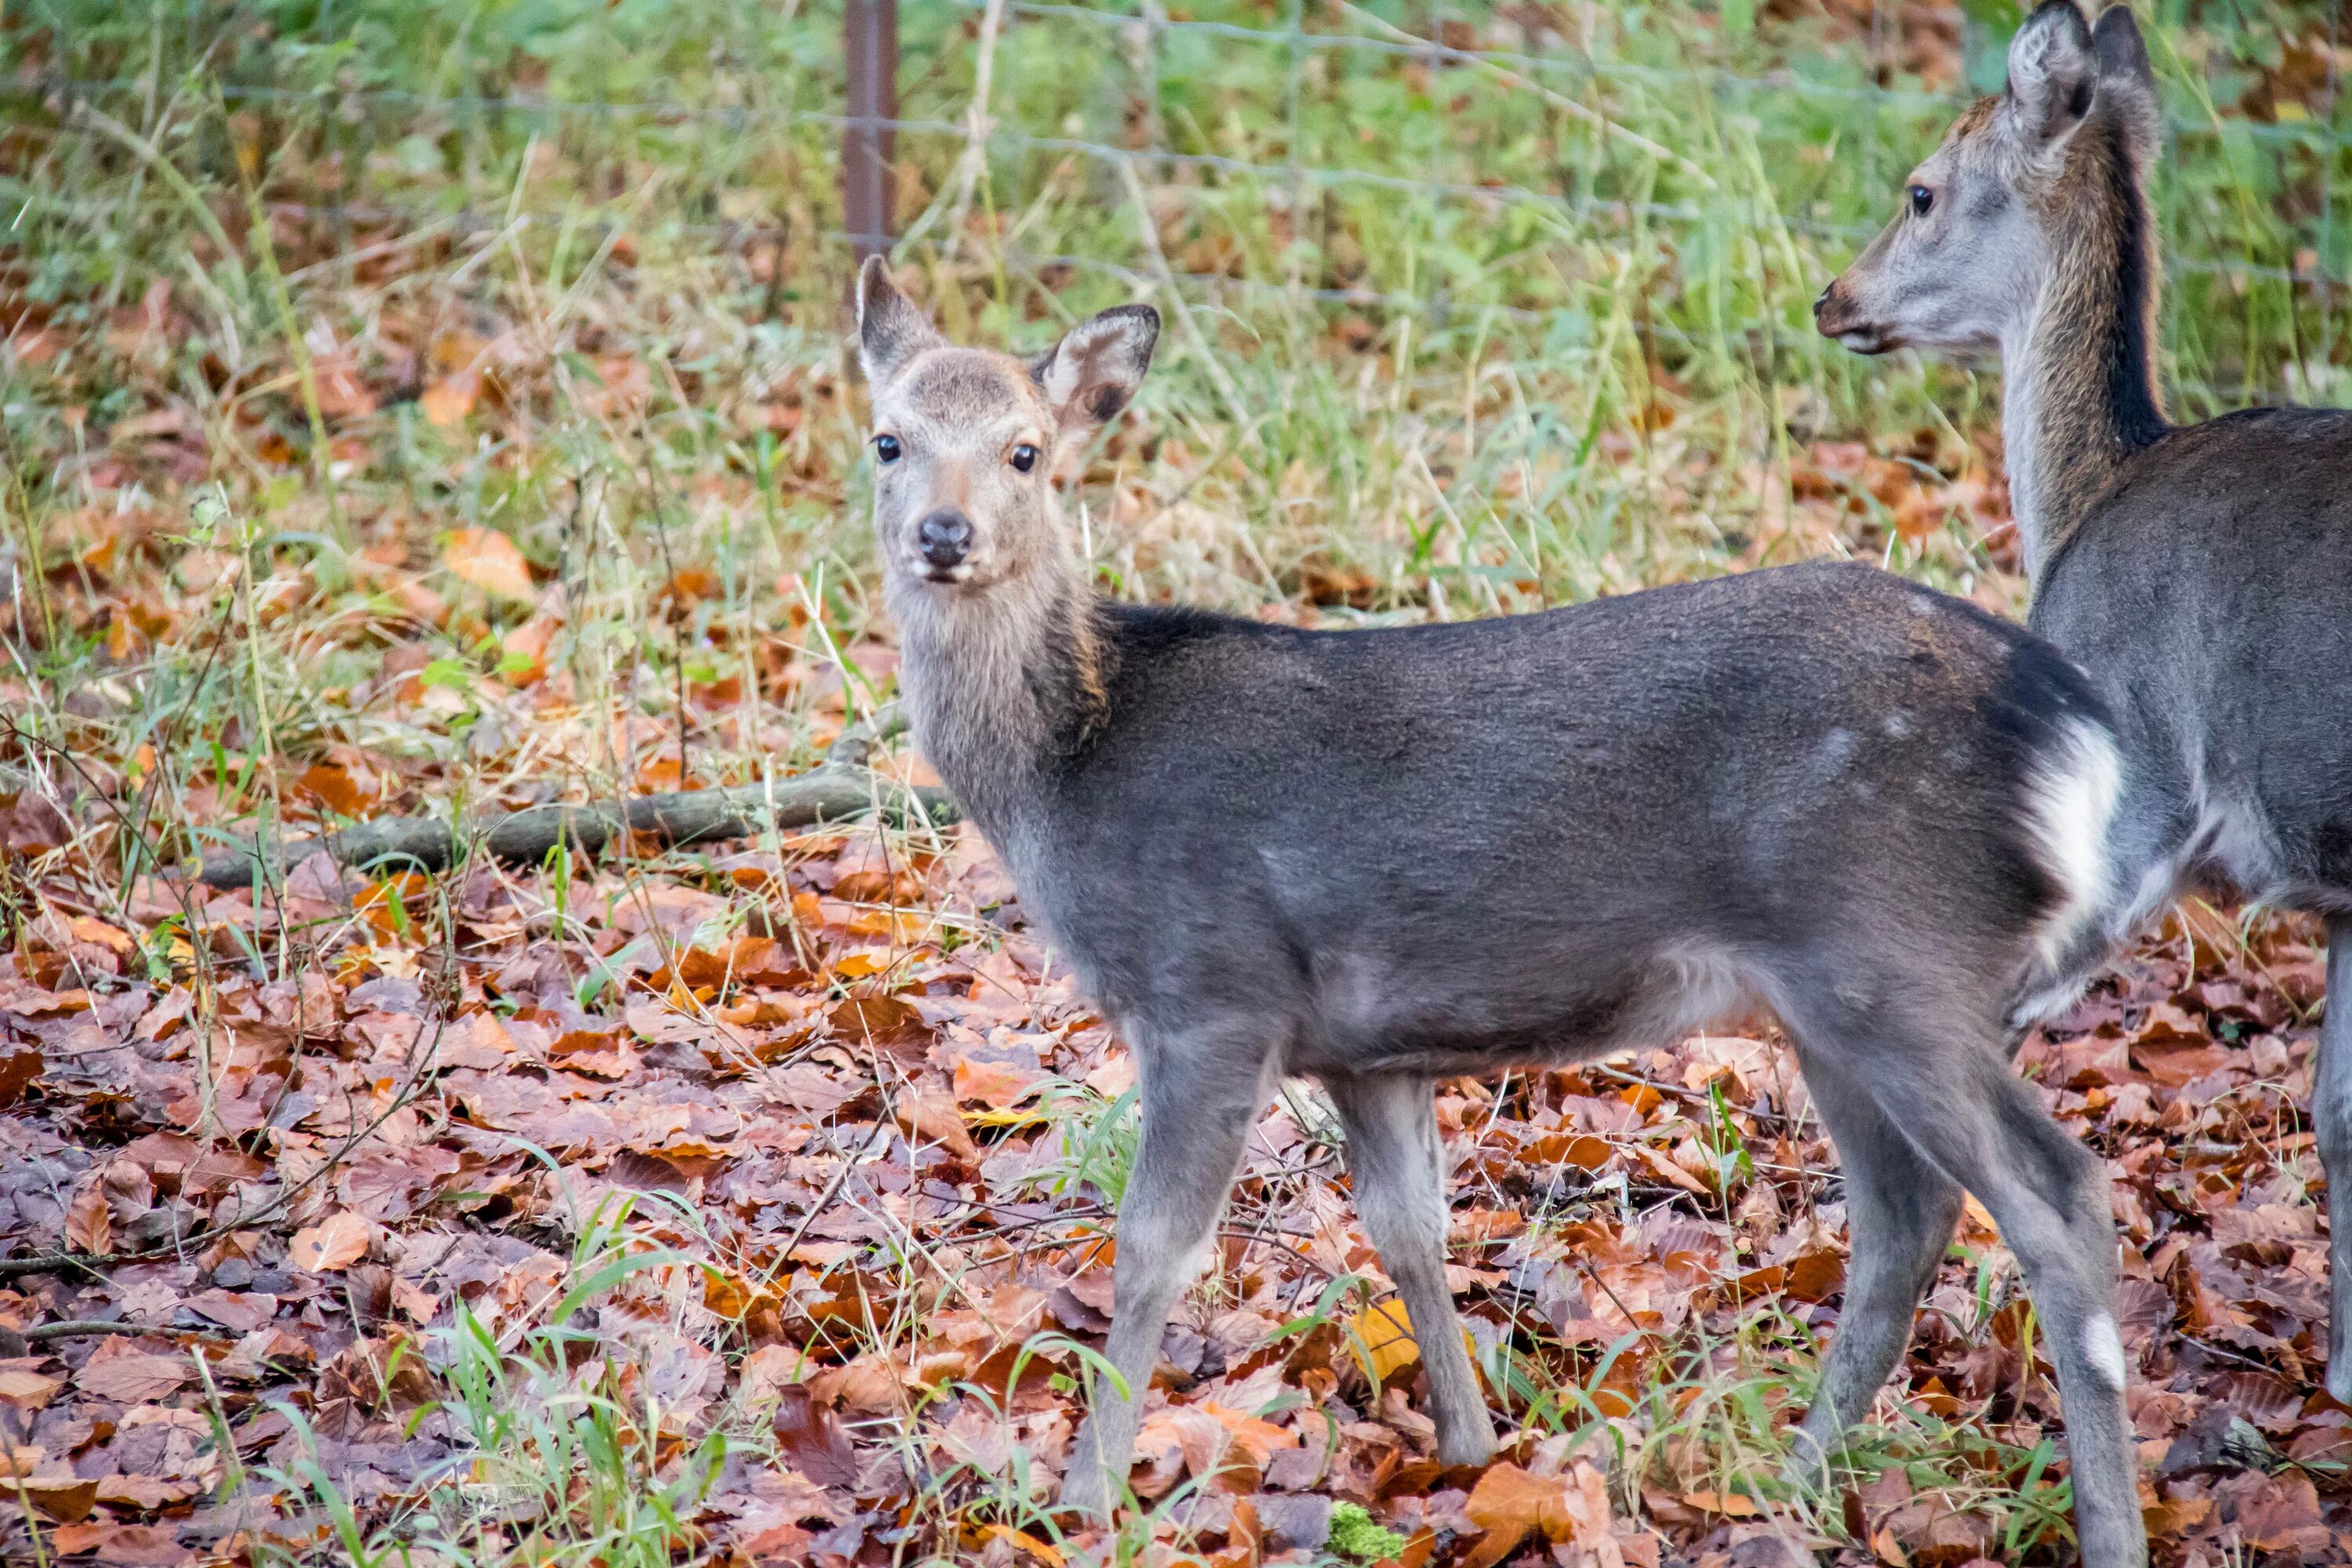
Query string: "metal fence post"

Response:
xmin=844 ymin=0 xmax=899 ymax=261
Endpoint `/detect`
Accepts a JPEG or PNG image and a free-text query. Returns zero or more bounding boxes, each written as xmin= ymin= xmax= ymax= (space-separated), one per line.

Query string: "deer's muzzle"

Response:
xmin=917 ymin=510 xmax=975 ymax=574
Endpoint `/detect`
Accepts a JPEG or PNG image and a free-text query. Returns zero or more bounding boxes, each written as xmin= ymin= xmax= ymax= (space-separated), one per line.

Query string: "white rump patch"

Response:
xmin=2022 ymin=714 xmax=2122 ymax=974
xmin=2082 ymin=1312 xmax=2129 ymax=1389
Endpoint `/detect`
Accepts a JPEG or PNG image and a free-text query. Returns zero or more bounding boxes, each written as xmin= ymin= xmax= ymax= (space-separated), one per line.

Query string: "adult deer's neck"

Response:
xmin=887 ymin=546 xmax=1109 ymax=840
xmin=2002 ymin=117 xmax=2168 ymax=581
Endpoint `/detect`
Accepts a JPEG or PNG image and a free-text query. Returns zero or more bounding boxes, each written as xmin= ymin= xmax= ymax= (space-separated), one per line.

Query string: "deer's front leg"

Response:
xmin=1060 ymin=1029 xmax=1274 ymax=1516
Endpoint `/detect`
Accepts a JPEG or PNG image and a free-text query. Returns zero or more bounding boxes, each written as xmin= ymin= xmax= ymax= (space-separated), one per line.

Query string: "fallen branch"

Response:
xmin=24 ymin=1319 xmax=235 ymax=1344
xmin=0 ymin=1319 xmax=241 ymax=1359
xmin=0 ymin=1252 xmax=114 ymax=1281
xmin=192 ymin=710 xmax=957 ymax=889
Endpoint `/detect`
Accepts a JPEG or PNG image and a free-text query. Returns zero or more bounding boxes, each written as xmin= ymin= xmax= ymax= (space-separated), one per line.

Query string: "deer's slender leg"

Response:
xmin=1882 ymin=1049 xmax=2143 ymax=1568
xmin=1060 ymin=1031 xmax=1273 ymax=1517
xmin=1326 ymin=1073 xmax=1495 ymax=1466
xmin=2317 ymin=917 xmax=2352 ymax=1403
xmin=1781 ymin=1050 xmax=1963 ymax=1484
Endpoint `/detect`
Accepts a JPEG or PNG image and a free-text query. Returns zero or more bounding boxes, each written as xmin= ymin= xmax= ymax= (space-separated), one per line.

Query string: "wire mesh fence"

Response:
xmin=14 ymin=0 xmax=2351 ymax=413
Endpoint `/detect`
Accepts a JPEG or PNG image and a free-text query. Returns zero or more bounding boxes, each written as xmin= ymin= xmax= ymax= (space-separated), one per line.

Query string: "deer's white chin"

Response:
xmin=1838 ymin=327 xmax=1898 ymax=354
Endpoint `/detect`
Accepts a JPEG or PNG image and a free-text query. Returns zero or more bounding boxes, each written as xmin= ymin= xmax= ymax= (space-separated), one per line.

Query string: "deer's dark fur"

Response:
xmin=860 ymin=255 xmax=2145 ymax=1565
xmin=1820 ymin=0 xmax=2352 ymax=1417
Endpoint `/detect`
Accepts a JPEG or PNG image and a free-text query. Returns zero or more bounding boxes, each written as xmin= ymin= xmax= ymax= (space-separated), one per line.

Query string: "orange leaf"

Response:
xmin=288 ymin=1210 xmax=371 ymax=1272
xmin=1526 ymin=1131 xmax=1614 ymax=1171
xmin=420 ymin=368 xmax=480 ymax=429
xmin=1461 ymin=1460 xmax=1618 ymax=1568
xmin=975 ymin=1524 xmax=1064 ymax=1567
xmin=500 ymin=612 xmax=560 ymax=685
xmin=67 ymin=916 xmax=136 ymax=960
xmin=299 ymin=762 xmax=373 ymax=818
xmin=1678 ymin=1490 xmax=1759 ymax=1518
xmin=953 ymin=1056 xmax=1044 ymax=1109
xmin=441 ymin=527 xmax=535 ymax=601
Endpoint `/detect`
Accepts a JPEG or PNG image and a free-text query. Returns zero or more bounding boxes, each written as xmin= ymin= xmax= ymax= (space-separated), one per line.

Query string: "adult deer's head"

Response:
xmin=1814 ymin=1 xmax=2158 ymax=361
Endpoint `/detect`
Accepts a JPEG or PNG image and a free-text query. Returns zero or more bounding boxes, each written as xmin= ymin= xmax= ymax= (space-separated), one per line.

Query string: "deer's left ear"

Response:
xmin=2005 ymin=1 xmax=2097 ymax=154
xmin=1030 ymin=305 xmax=1160 ymax=430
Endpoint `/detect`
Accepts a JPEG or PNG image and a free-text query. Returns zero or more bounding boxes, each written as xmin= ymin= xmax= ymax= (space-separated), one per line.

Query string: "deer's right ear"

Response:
xmin=2004 ymin=1 xmax=2097 ymax=153
xmin=1032 ymin=305 xmax=1160 ymax=430
xmin=2090 ymin=5 xmax=2159 ymax=158
xmin=856 ymin=256 xmax=941 ymax=388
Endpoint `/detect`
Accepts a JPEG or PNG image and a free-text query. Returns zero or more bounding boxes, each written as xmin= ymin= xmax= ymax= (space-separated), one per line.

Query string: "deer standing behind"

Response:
xmin=857 ymin=255 xmax=2146 ymax=1565
xmin=1819 ymin=0 xmax=2352 ymax=1401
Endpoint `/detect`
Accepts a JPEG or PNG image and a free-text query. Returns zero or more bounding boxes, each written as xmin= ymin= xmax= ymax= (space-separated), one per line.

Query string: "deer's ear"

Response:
xmin=856 ymin=256 xmax=941 ymax=388
xmin=2005 ymin=1 xmax=2097 ymax=152
xmin=1031 ymin=305 xmax=1160 ymax=429
xmin=2091 ymin=5 xmax=2160 ymax=161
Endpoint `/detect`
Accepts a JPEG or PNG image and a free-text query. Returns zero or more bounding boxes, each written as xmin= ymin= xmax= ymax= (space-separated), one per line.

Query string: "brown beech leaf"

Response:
xmin=891 ymin=1080 xmax=979 ymax=1161
xmin=0 ymin=1367 xmax=66 ymax=1410
xmin=0 ymin=1046 xmax=42 ymax=1106
xmin=46 ymin=1522 xmax=192 ymax=1566
xmin=74 ymin=1341 xmax=189 ymax=1405
xmin=185 ymin=1289 xmax=280 ymax=1334
xmin=22 ymin=1475 xmax=100 ymax=1522
xmin=65 ymin=1181 xmax=111 ymax=1254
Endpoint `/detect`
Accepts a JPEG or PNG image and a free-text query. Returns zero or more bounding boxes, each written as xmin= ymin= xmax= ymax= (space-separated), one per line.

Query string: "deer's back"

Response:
xmin=1008 ymin=561 xmax=2096 ymax=1073
xmin=2033 ymin=407 xmax=2352 ymax=909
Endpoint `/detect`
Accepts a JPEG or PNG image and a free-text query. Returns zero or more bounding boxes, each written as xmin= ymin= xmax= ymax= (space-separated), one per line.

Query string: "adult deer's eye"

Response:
xmin=1909 ymin=184 xmax=1934 ymax=218
xmin=873 ymin=434 xmax=902 ymax=463
xmin=1009 ymin=443 xmax=1039 ymax=474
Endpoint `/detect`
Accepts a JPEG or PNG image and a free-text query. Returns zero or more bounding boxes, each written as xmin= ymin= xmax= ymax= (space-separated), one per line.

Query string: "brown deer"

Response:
xmin=1818 ymin=0 xmax=2352 ymax=1404
xmin=860 ymin=255 xmax=2146 ymax=1563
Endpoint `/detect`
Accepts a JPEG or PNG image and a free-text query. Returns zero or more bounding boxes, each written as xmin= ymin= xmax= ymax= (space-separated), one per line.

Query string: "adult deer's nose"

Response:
xmin=917 ymin=510 xmax=975 ymax=570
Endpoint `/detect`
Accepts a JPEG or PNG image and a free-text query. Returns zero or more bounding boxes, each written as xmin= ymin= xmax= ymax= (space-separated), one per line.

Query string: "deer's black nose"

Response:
xmin=1813 ymin=281 xmax=1838 ymax=319
xmin=916 ymin=510 xmax=975 ymax=570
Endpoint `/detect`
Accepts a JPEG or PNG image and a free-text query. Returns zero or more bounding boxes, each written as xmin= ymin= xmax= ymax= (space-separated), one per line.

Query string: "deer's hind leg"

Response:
xmin=1780 ymin=1048 xmax=1963 ymax=1484
xmin=1801 ymin=1005 xmax=2143 ymax=1568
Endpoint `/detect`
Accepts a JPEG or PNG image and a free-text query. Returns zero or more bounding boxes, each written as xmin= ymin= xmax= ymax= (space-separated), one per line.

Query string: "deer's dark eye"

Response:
xmin=1909 ymin=184 xmax=1934 ymax=218
xmin=1009 ymin=443 xmax=1039 ymax=474
xmin=873 ymin=434 xmax=902 ymax=463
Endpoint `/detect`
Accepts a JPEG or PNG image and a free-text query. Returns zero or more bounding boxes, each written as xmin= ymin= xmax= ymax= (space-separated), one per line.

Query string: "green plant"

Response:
xmin=1327 ymin=1501 xmax=1408 ymax=1563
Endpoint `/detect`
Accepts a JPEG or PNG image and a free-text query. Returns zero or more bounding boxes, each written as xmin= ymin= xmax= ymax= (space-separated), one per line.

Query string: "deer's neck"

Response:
xmin=888 ymin=550 xmax=1109 ymax=838
xmin=2002 ymin=122 xmax=2168 ymax=581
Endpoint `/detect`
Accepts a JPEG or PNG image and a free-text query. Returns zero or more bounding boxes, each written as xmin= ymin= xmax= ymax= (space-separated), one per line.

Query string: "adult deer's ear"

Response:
xmin=2091 ymin=5 xmax=2159 ymax=164
xmin=856 ymin=256 xmax=942 ymax=388
xmin=1031 ymin=305 xmax=1160 ymax=430
xmin=2004 ymin=1 xmax=2097 ymax=154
